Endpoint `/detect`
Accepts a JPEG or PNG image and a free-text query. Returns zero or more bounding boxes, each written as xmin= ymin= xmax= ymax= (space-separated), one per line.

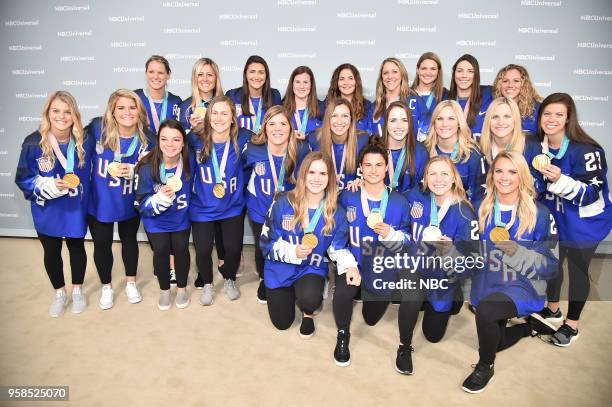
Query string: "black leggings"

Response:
xmin=87 ymin=215 xmax=140 ymax=284
xmin=214 ymin=221 xmax=226 ymax=261
xmin=249 ymin=219 xmax=264 ymax=279
xmin=546 ymin=244 xmax=598 ymax=321
xmin=37 ymin=233 xmax=87 ymax=289
xmin=192 ymin=214 xmax=244 ymax=284
xmin=146 ymin=229 xmax=191 ymax=290
xmin=266 ymin=274 xmax=325 ymax=330
xmin=475 ymin=292 xmax=531 ymax=365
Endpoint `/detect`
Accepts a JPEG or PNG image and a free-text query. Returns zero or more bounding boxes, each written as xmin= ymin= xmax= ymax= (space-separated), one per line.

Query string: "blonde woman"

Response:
xmin=87 ymin=89 xmax=154 ymax=310
xmin=179 ymin=57 xmax=224 ymax=131
xmin=260 ymin=152 xmax=358 ymax=338
xmin=410 ymin=52 xmax=448 ymax=140
xmin=492 ymin=64 xmax=541 ymax=136
xmin=15 ymin=91 xmax=93 ymax=316
xmin=462 ymin=151 xmax=558 ymax=393
xmin=424 ymin=100 xmax=484 ymax=200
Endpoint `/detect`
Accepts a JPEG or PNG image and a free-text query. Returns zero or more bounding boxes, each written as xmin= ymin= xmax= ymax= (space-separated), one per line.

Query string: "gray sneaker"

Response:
xmin=199 ymin=284 xmax=215 ymax=306
xmin=224 ymin=279 xmax=241 ymax=301
xmin=71 ymin=291 xmax=87 ymax=314
xmin=175 ymin=290 xmax=190 ymax=309
xmin=49 ymin=290 xmax=68 ymax=317
xmin=158 ymin=290 xmax=171 ymax=311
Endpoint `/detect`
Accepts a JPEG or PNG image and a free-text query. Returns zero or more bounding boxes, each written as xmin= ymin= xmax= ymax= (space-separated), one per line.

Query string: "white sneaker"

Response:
xmin=71 ymin=290 xmax=87 ymax=314
xmin=49 ymin=290 xmax=68 ymax=317
xmin=125 ymin=282 xmax=142 ymax=304
xmin=98 ymin=285 xmax=114 ymax=310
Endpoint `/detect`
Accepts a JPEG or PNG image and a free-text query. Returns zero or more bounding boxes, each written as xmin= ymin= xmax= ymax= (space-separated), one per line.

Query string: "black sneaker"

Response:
xmin=551 ymin=323 xmax=579 ymax=347
xmin=462 ymin=362 xmax=495 ymax=394
xmin=194 ymin=273 xmax=204 ymax=290
xmin=257 ymin=279 xmax=267 ymax=304
xmin=334 ymin=330 xmax=351 ymax=367
xmin=527 ymin=314 xmax=556 ymax=336
xmin=299 ymin=316 xmax=315 ymax=339
xmin=169 ymin=269 xmax=177 ymax=287
xmin=536 ymin=307 xmax=563 ymax=324
xmin=395 ymin=344 xmax=414 ymax=375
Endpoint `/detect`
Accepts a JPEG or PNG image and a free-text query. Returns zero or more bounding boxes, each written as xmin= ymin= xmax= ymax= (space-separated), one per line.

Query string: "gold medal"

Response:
xmin=302 ymin=233 xmax=318 ymax=249
xmin=490 ymin=226 xmax=510 ymax=242
xmin=366 ymin=212 xmax=384 ymax=229
xmin=213 ymin=183 xmax=225 ymax=198
xmin=194 ymin=106 xmax=207 ymax=118
xmin=62 ymin=173 xmax=80 ymax=188
xmin=531 ymin=154 xmax=551 ymax=171
xmin=107 ymin=161 xmax=122 ymax=178
xmin=166 ymin=175 xmax=182 ymax=192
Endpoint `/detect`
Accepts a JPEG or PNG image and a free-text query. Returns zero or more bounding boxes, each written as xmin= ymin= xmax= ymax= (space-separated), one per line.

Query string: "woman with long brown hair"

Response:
xmin=282 ymin=66 xmax=324 ymax=139
xmin=325 ymin=63 xmax=371 ymax=132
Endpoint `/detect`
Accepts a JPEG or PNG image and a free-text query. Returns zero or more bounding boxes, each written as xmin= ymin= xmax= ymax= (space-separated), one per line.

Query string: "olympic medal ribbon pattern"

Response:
xmin=48 ymin=131 xmax=80 ymax=188
xmin=330 ymin=143 xmax=347 ymax=184
xmin=108 ymin=134 xmax=140 ymax=178
xmin=301 ymin=199 xmax=326 ymax=249
xmin=267 ymin=144 xmax=287 ymax=194
xmin=533 ymin=133 xmax=570 ymax=171
xmin=490 ymin=195 xmax=517 ymax=242
xmin=144 ymin=89 xmax=169 ymax=134
xmin=360 ymin=186 xmax=389 ymax=229
xmin=211 ymin=140 xmax=231 ymax=198
xmin=422 ymin=193 xmax=453 ymax=241
xmin=159 ymin=155 xmax=184 ymax=192
xmin=249 ymin=96 xmax=264 ymax=133
xmin=388 ymin=147 xmax=406 ymax=190
xmin=294 ymin=106 xmax=310 ymax=135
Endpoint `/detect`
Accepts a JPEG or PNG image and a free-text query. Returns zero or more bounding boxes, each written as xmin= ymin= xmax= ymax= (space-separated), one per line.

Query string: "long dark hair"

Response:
xmin=381 ymin=101 xmax=416 ymax=179
xmin=282 ymin=66 xmax=321 ymax=119
xmin=326 ymin=63 xmax=367 ymax=121
xmin=137 ymin=119 xmax=190 ymax=183
xmin=448 ymin=54 xmax=482 ymax=128
xmin=536 ymin=92 xmax=601 ymax=148
xmin=241 ymin=55 xmax=274 ymax=116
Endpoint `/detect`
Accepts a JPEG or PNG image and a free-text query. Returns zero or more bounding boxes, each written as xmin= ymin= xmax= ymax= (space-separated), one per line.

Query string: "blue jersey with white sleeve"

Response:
xmin=134 ymin=88 xmax=182 ymax=135
xmin=225 ymin=87 xmax=282 ymax=132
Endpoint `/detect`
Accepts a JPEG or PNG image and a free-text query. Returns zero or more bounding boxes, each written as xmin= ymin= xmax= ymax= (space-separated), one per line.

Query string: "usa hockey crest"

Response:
xmin=282 ymin=214 xmax=294 ymax=231
xmin=346 ymin=206 xmax=357 ymax=223
xmin=410 ymin=201 xmax=424 ymax=219
xmin=95 ymin=140 xmax=104 ymax=154
xmin=36 ymin=156 xmax=54 ymax=172
xmin=255 ymin=161 xmax=266 ymax=176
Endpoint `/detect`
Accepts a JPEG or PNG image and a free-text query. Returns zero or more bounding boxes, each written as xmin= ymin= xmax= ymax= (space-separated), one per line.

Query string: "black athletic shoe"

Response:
xmin=551 ymin=323 xmax=580 ymax=347
xmin=299 ymin=316 xmax=315 ymax=339
xmin=462 ymin=362 xmax=495 ymax=394
xmin=527 ymin=315 xmax=556 ymax=336
xmin=395 ymin=344 xmax=414 ymax=375
xmin=194 ymin=273 xmax=204 ymax=290
xmin=257 ymin=279 xmax=267 ymax=304
xmin=536 ymin=307 xmax=563 ymax=324
xmin=334 ymin=330 xmax=351 ymax=367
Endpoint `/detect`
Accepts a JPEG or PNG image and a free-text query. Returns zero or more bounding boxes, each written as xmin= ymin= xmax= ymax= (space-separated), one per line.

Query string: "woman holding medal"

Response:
xmin=15 ymin=91 xmax=93 ymax=316
xmin=226 ymin=55 xmax=282 ymax=133
xmin=282 ymin=66 xmax=324 ymax=139
xmin=410 ymin=52 xmax=448 ymax=142
xmin=446 ymin=54 xmax=492 ymax=140
xmin=382 ymin=101 xmax=429 ymax=194
xmin=462 ymin=151 xmax=558 ymax=393
xmin=479 ymin=97 xmax=544 ymax=197
xmin=400 ymin=156 xmax=476 ymax=373
xmin=189 ymin=96 xmax=250 ymax=305
xmin=492 ymin=64 xmax=541 ymax=136
xmin=308 ymin=98 xmax=368 ymax=191
xmin=87 ymin=89 xmax=154 ymax=310
xmin=243 ymin=106 xmax=310 ymax=303
xmin=325 ymin=63 xmax=371 ymax=132
xmin=335 ymin=137 xmax=411 ymax=367
xmin=135 ymin=119 xmax=192 ymax=310
xmin=179 ymin=57 xmax=224 ymax=132
xmin=135 ymin=55 xmax=182 ymax=135
xmin=369 ymin=57 xmax=419 ymax=137
xmin=260 ymin=151 xmax=358 ymax=337
xmin=424 ymin=100 xmax=484 ymax=200
xmin=533 ymin=93 xmax=612 ymax=346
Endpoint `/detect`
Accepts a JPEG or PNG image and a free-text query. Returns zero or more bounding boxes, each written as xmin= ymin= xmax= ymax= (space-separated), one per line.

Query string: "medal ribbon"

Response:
xmin=294 ymin=107 xmax=310 ymax=134
xmin=145 ymin=89 xmax=168 ymax=133
xmin=304 ymin=198 xmax=325 ymax=234
xmin=456 ymin=96 xmax=470 ymax=118
xmin=113 ymin=135 xmax=139 ymax=162
xmin=267 ymin=145 xmax=287 ymax=193
xmin=425 ymin=92 xmax=434 ymax=110
xmin=330 ymin=143 xmax=347 ymax=180
xmin=159 ymin=155 xmax=183 ymax=184
xmin=493 ymin=194 xmax=517 ymax=229
xmin=388 ymin=148 xmax=406 ymax=189
xmin=542 ymin=134 xmax=570 ymax=160
xmin=211 ymin=140 xmax=230 ymax=184
xmin=249 ymin=97 xmax=263 ymax=133
xmin=429 ymin=193 xmax=453 ymax=227
xmin=48 ymin=132 xmax=76 ymax=173
xmin=360 ymin=187 xmax=389 ymax=218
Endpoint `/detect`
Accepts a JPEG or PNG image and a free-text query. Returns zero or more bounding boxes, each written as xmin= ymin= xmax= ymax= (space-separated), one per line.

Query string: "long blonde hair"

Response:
xmin=493 ymin=64 xmax=541 ymax=119
xmin=287 ymin=152 xmax=338 ymax=235
xmin=39 ymin=91 xmax=86 ymax=168
xmin=189 ymin=58 xmax=224 ymax=112
xmin=193 ymin=96 xmax=239 ymax=163
xmin=424 ymin=100 xmax=479 ymax=163
xmin=478 ymin=151 xmax=537 ymax=239
xmin=373 ymin=57 xmax=414 ymax=122
xmin=421 ymin=155 xmax=474 ymax=212
xmin=410 ymin=52 xmax=444 ymax=103
xmin=102 ymin=89 xmax=149 ymax=151
xmin=318 ymin=98 xmax=359 ymax=174
xmin=480 ymin=97 xmax=524 ymax=164
xmin=251 ymin=105 xmax=300 ymax=184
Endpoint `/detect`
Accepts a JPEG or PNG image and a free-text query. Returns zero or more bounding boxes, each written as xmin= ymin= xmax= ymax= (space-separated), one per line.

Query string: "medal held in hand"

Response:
xmin=301 ymin=233 xmax=319 ymax=249
xmin=531 ymin=154 xmax=551 ymax=171
xmin=166 ymin=176 xmax=182 ymax=192
xmin=107 ymin=161 xmax=122 ymax=178
xmin=366 ymin=212 xmax=384 ymax=229
xmin=62 ymin=173 xmax=81 ymax=189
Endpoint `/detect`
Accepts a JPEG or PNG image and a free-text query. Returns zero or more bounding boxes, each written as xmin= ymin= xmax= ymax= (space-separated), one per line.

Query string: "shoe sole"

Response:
xmin=127 ymin=296 xmax=142 ymax=304
xmin=552 ymin=332 xmax=579 ymax=347
xmin=461 ymin=373 xmax=494 ymax=394
xmin=176 ymin=300 xmax=190 ymax=309
xmin=394 ymin=365 xmax=414 ymax=375
xmin=71 ymin=305 xmax=86 ymax=314
xmin=334 ymin=358 xmax=351 ymax=367
xmin=194 ymin=286 xmax=204 ymax=290
xmin=99 ymin=303 xmax=114 ymax=310
xmin=158 ymin=304 xmax=171 ymax=311
xmin=257 ymin=298 xmax=267 ymax=304
xmin=199 ymin=298 xmax=214 ymax=306
xmin=299 ymin=332 xmax=315 ymax=339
